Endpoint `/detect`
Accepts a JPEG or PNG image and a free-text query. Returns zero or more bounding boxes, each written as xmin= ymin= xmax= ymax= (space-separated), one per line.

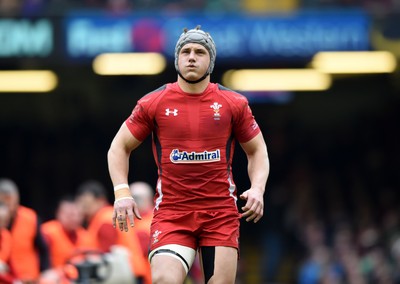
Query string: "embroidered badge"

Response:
xmin=152 ymin=230 xmax=162 ymax=244
xmin=210 ymin=102 xmax=222 ymax=120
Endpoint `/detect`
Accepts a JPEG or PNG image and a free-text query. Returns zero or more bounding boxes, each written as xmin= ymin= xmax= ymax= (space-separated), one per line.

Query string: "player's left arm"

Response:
xmin=239 ymin=132 xmax=270 ymax=223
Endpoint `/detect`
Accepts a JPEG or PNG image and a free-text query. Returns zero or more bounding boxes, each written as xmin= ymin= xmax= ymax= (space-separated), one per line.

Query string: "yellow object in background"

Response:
xmin=0 ymin=71 xmax=58 ymax=93
xmin=242 ymin=0 xmax=298 ymax=12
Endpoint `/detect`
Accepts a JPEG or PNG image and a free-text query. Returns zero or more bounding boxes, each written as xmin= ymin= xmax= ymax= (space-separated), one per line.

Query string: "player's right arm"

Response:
xmin=107 ymin=122 xmax=142 ymax=231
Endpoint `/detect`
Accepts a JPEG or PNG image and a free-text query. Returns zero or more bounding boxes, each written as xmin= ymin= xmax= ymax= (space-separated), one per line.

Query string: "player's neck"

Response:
xmin=177 ymin=76 xmax=210 ymax=94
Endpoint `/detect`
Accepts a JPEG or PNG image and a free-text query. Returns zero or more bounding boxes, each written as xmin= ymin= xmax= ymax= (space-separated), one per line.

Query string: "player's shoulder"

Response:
xmin=215 ymin=83 xmax=249 ymax=105
xmin=139 ymin=83 xmax=179 ymax=103
xmin=139 ymin=84 xmax=168 ymax=102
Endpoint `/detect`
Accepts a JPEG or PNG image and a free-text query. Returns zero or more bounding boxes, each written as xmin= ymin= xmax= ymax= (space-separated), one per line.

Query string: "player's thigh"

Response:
xmin=151 ymin=254 xmax=187 ymax=284
xmin=149 ymin=244 xmax=197 ymax=284
xmin=200 ymin=246 xmax=238 ymax=284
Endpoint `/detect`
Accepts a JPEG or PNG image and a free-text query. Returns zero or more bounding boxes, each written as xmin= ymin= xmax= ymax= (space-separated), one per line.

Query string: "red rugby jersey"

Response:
xmin=125 ymin=82 xmax=260 ymax=212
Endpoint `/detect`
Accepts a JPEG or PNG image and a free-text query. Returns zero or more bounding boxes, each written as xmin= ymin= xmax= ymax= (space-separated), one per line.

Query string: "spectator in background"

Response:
xmin=391 ymin=237 xmax=400 ymax=283
xmin=332 ymin=223 xmax=364 ymax=284
xmin=75 ymin=180 xmax=151 ymax=284
xmin=0 ymin=178 xmax=50 ymax=284
xmin=0 ymin=0 xmax=21 ymax=16
xmin=129 ymin=181 xmax=154 ymax=255
xmin=298 ymin=220 xmax=345 ymax=284
xmin=41 ymin=195 xmax=94 ymax=268
xmin=358 ymin=224 xmax=393 ymax=283
xmin=0 ymin=201 xmax=13 ymax=284
xmin=129 ymin=181 xmax=154 ymax=283
xmin=106 ymin=0 xmax=132 ymax=13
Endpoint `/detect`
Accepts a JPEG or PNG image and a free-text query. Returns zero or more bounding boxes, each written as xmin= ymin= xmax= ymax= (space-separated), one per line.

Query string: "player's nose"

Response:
xmin=188 ymin=50 xmax=196 ymax=60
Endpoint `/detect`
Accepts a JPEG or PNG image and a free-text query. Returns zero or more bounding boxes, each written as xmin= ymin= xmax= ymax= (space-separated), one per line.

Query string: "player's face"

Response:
xmin=178 ymin=43 xmax=210 ymax=80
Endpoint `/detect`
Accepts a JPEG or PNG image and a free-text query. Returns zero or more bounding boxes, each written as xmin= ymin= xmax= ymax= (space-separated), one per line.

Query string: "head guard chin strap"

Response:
xmin=174 ymin=25 xmax=217 ymax=84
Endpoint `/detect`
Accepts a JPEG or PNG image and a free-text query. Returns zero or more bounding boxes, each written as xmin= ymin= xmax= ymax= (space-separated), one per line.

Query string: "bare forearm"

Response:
xmin=107 ymin=142 xmax=131 ymax=186
xmin=240 ymin=134 xmax=269 ymax=223
xmin=109 ymin=144 xmax=142 ymax=229
xmin=247 ymin=148 xmax=269 ymax=193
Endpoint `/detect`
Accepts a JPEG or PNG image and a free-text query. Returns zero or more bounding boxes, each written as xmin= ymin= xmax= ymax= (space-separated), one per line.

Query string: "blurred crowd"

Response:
xmin=254 ymin=101 xmax=400 ymax=283
xmin=0 ymin=0 xmax=400 ymax=16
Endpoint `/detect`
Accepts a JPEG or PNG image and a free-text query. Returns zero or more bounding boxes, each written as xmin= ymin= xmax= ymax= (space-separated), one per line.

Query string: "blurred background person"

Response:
xmin=297 ymin=220 xmax=345 ymax=284
xmin=129 ymin=181 xmax=154 ymax=255
xmin=0 ymin=178 xmax=50 ymax=284
xmin=76 ymin=179 xmax=151 ymax=284
xmin=129 ymin=181 xmax=154 ymax=284
xmin=0 ymin=201 xmax=14 ymax=283
xmin=41 ymin=195 xmax=94 ymax=268
xmin=0 ymin=0 xmax=22 ymax=16
xmin=391 ymin=237 xmax=400 ymax=284
xmin=357 ymin=224 xmax=393 ymax=284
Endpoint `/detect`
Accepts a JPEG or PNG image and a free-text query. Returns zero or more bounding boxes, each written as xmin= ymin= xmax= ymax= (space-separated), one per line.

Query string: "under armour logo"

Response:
xmin=165 ymin=108 xmax=178 ymax=116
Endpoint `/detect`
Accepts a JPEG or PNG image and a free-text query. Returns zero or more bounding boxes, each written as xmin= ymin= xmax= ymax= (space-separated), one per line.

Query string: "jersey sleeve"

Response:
xmin=232 ymin=98 xmax=261 ymax=143
xmin=125 ymin=101 xmax=154 ymax=141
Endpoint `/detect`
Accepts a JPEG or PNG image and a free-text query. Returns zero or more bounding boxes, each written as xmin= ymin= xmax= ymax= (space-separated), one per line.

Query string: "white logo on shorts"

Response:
xmin=152 ymin=230 xmax=162 ymax=244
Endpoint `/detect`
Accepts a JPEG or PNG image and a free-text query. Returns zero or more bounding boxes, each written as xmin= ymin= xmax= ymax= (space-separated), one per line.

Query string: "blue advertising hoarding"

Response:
xmin=0 ymin=18 xmax=53 ymax=58
xmin=64 ymin=10 xmax=371 ymax=63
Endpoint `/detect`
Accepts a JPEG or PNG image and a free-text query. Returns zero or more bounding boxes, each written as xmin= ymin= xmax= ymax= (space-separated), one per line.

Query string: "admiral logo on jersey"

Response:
xmin=170 ymin=149 xmax=221 ymax=163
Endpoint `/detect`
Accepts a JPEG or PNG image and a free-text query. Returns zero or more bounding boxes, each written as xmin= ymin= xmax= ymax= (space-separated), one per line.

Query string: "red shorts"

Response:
xmin=149 ymin=210 xmax=241 ymax=251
